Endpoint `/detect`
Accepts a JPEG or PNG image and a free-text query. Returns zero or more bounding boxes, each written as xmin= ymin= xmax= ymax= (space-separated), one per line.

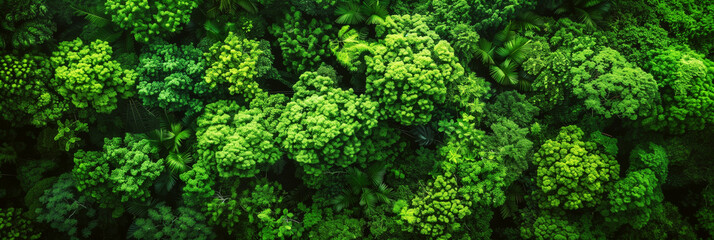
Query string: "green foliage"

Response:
xmin=145 ymin=119 xmax=194 ymax=175
xmin=131 ymin=204 xmax=214 ymax=240
xmin=588 ymin=131 xmax=618 ymax=156
xmin=429 ymin=0 xmax=536 ymax=63
xmin=629 ymin=143 xmax=669 ymax=184
xmin=619 ymin=202 xmax=697 ymax=240
xmin=241 ymin=181 xmax=298 ymax=239
xmin=0 ymin=0 xmax=55 ymax=49
xmin=248 ymin=93 xmax=289 ymax=134
xmin=72 ymin=134 xmax=164 ymax=207
xmin=17 ymin=160 xmax=57 ymax=191
xmin=602 ymin=10 xmax=672 ymax=65
xmin=644 ymin=0 xmax=714 ymax=55
xmin=332 ymin=163 xmax=393 ymax=215
xmin=329 ymin=26 xmax=371 ymax=72
xmin=486 ymin=118 xmax=534 ymax=184
xmin=24 ymin=177 xmax=57 ymax=220
xmin=255 ymin=208 xmax=299 ymax=240
xmin=543 ymin=0 xmax=611 ymax=29
xmin=51 ymin=38 xmax=136 ymax=114
xmin=202 ymin=14 xmax=257 ymax=42
xmin=137 ymin=42 xmax=215 ymax=115
xmin=36 ymin=174 xmax=98 ymax=240
xmin=105 ymin=0 xmax=199 ymax=43
xmin=54 ymin=120 xmax=88 ymax=151
xmin=642 ymin=46 xmax=714 ymax=134
xmin=292 ymin=0 xmax=338 ymax=17
xmin=195 ymin=100 xmax=281 ymax=179
xmin=179 ymin=157 xmax=215 ymax=208
xmin=571 ymin=47 xmax=660 ymax=120
xmin=446 ymin=72 xmax=492 ymax=120
xmin=277 ymin=70 xmax=378 ymax=182
xmin=486 ymin=90 xmax=540 ymax=127
xmin=366 ymin=15 xmax=464 ymax=125
xmin=697 ymin=187 xmax=714 ymax=238
xmin=397 ymin=173 xmax=472 ymax=240
xmin=206 ymin=180 xmax=298 ymax=238
xmin=475 ymin=23 xmax=533 ymax=88
xmin=522 ymin=212 xmax=601 ymax=240
xmin=528 ymin=19 xmax=601 ymax=112
xmin=302 ymin=205 xmax=365 ymax=240
xmin=0 ymin=208 xmax=41 ymax=240
xmin=0 ymin=54 xmax=66 ymax=126
xmin=205 ymin=33 xmax=278 ymax=100
xmin=533 ymin=125 xmax=620 ymax=210
xmin=437 ymin=114 xmax=508 ymax=206
xmin=334 ymin=0 xmax=388 ymax=25
xmin=206 ymin=0 xmax=259 ymax=15
xmin=269 ymin=10 xmax=335 ymax=74
xmin=603 ymin=169 xmax=662 ymax=229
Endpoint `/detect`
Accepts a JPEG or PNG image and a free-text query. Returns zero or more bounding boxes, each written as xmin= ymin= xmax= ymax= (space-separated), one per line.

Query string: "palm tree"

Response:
xmin=332 ymin=162 xmax=393 ymax=216
xmin=145 ymin=119 xmax=194 ymax=174
xmin=335 ymin=0 xmax=389 ymax=25
xmin=544 ymin=0 xmax=611 ymax=30
xmin=476 ymin=23 xmax=532 ymax=90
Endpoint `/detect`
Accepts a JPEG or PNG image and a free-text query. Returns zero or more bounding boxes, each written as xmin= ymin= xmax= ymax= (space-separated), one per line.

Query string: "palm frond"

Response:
xmin=367 ymin=162 xmax=387 ymax=186
xmin=166 ymin=151 xmax=192 ymax=173
xmin=125 ymin=199 xmax=158 ymax=217
xmin=411 ymin=125 xmax=435 ymax=146
xmin=363 ymin=0 xmax=388 ymax=25
xmin=71 ymin=6 xmax=111 ymax=27
xmin=490 ymin=60 xmax=520 ymax=85
xmin=235 ymin=0 xmax=258 ymax=13
xmin=335 ymin=3 xmax=365 ymax=25
xmin=513 ymin=11 xmax=544 ymax=32
xmin=494 ymin=23 xmax=514 ymax=44
xmin=497 ymin=37 xmax=531 ymax=63
xmin=126 ymin=220 xmax=139 ymax=239
xmin=476 ymin=38 xmax=495 ymax=65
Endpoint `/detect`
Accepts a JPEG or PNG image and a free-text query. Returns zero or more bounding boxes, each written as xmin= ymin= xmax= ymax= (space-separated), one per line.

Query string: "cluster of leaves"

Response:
xmin=0 ymin=208 xmax=41 ymax=240
xmin=51 ymin=38 xmax=136 ymax=114
xmin=72 ymin=134 xmax=164 ymax=208
xmin=136 ymin=42 xmax=216 ymax=115
xmin=0 ymin=0 xmax=55 ymax=49
xmin=396 ymin=173 xmax=472 ymax=240
xmin=366 ymin=14 xmax=464 ymax=125
xmin=105 ymin=0 xmax=199 ymax=43
xmin=532 ymin=125 xmax=620 ymax=210
xmin=35 ymin=174 xmax=98 ymax=239
xmin=437 ymin=115 xmax=508 ymax=207
xmin=277 ymin=70 xmax=378 ymax=184
xmin=643 ymin=0 xmax=714 ymax=55
xmin=642 ymin=46 xmax=714 ymax=134
xmin=196 ymin=100 xmax=282 ymax=179
xmin=2 ymin=1 xmax=714 ymax=239
xmin=204 ymin=33 xmax=278 ymax=100
xmin=269 ymin=9 xmax=335 ymax=75
xmin=571 ymin=48 xmax=660 ymax=120
xmin=0 ymin=54 xmax=65 ymax=126
xmin=475 ymin=23 xmax=533 ymax=88
xmin=130 ymin=203 xmax=214 ymax=240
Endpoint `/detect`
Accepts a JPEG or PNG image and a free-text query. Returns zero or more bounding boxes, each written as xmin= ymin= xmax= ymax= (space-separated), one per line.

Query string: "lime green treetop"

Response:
xmin=533 ymin=125 xmax=620 ymax=210
xmin=105 ymin=0 xmax=199 ymax=43
xmin=51 ymin=38 xmax=136 ymax=114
